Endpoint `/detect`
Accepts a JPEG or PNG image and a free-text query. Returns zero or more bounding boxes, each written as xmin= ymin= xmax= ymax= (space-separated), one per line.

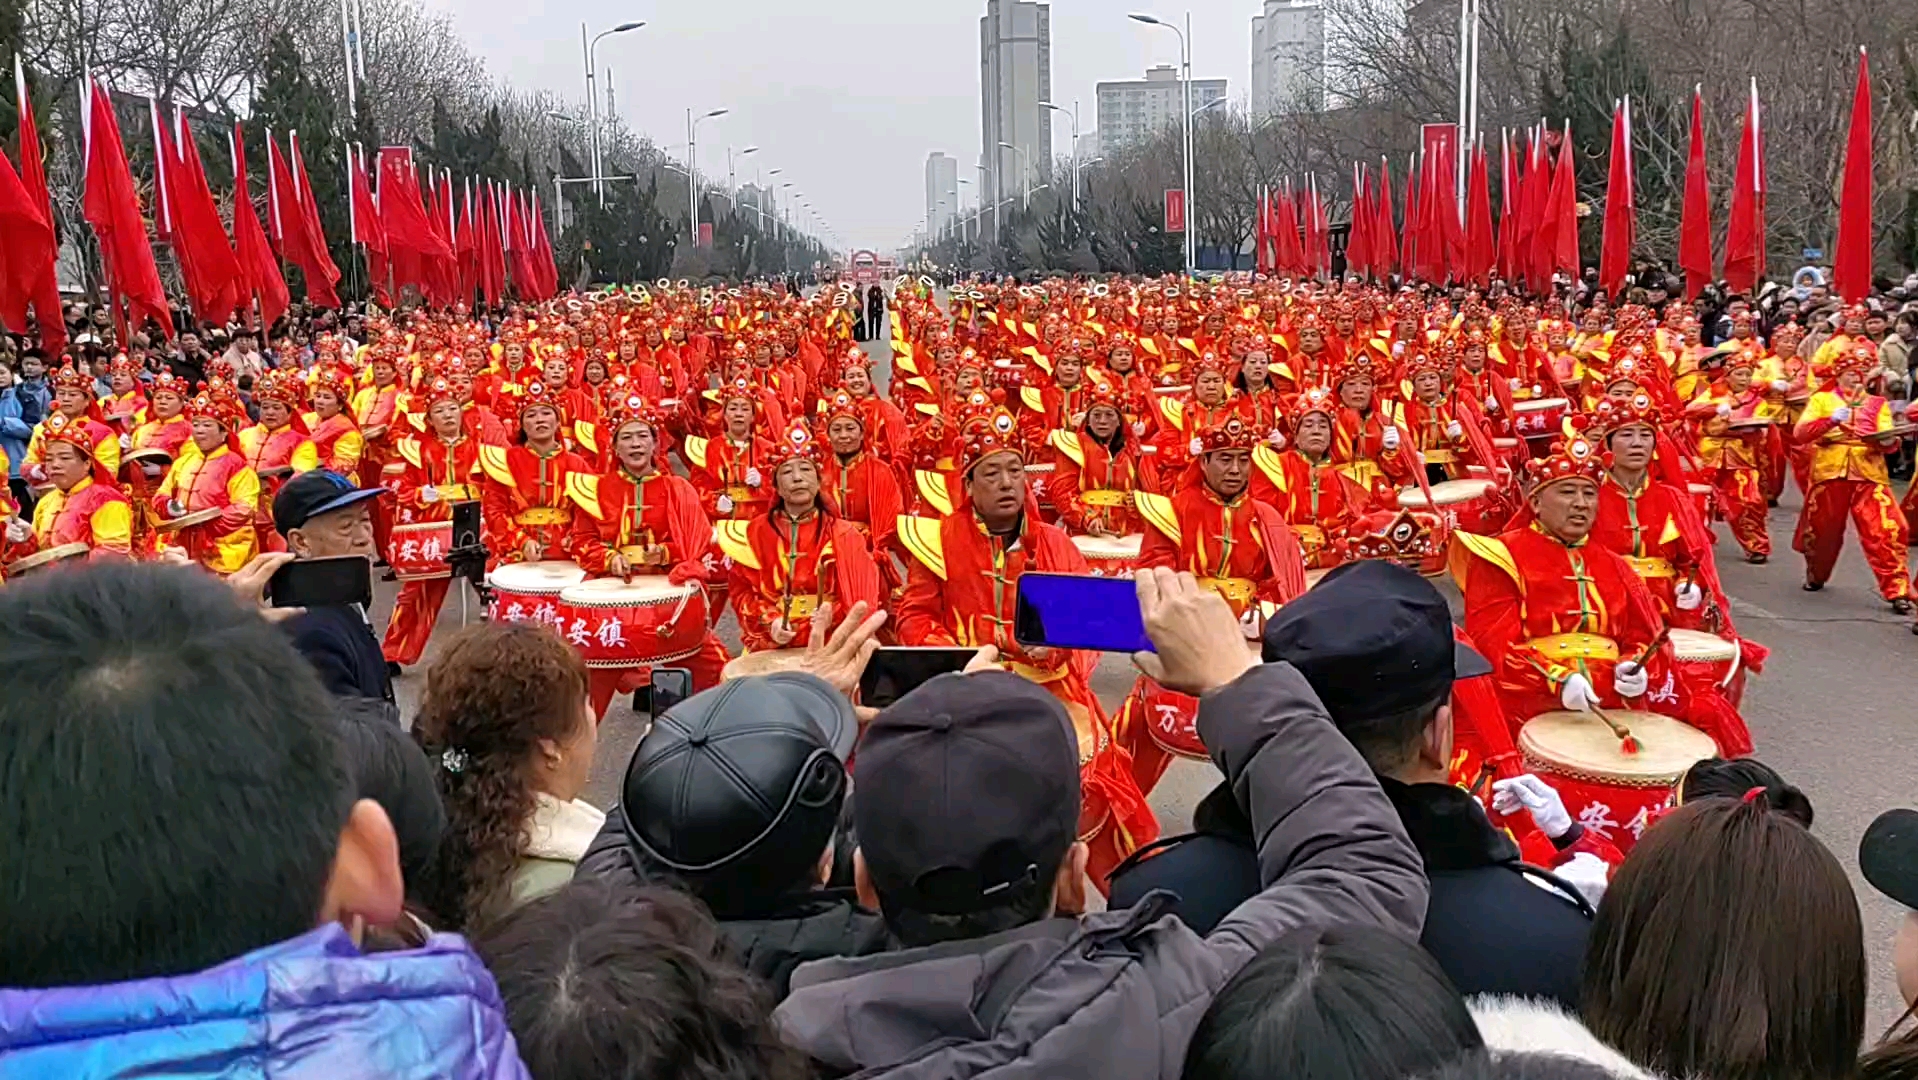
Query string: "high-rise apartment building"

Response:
xmin=979 ymin=0 xmax=1051 ymax=214
xmin=925 ymin=152 xmax=959 ymax=236
xmin=1250 ymin=0 xmax=1326 ymax=115
xmin=1094 ymin=65 xmax=1228 ymax=152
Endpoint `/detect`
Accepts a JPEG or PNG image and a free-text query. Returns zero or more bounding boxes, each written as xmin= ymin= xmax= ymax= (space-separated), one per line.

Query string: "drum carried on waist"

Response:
xmin=722 ymin=649 xmax=812 ymax=680
xmin=1398 ymin=478 xmax=1498 ymax=573
xmin=1668 ymin=627 xmax=1746 ymax=707
xmin=1512 ymin=398 xmax=1569 ymax=447
xmin=1026 ymin=461 xmax=1057 ymax=518
xmin=1519 ymin=710 xmax=1718 ymax=851
xmin=155 ymin=506 xmax=221 ymax=533
xmin=1687 ymin=483 xmax=1716 ymax=521
xmin=488 ymin=560 xmax=587 ymax=620
xmin=5 ymin=542 xmax=89 ymax=577
xmin=1072 ymin=533 xmax=1142 ymax=575
xmin=558 ymin=576 xmax=708 ymax=669
xmin=389 ymin=521 xmax=453 ymax=581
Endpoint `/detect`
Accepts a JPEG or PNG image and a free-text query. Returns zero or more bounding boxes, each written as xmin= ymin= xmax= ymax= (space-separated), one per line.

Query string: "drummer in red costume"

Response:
xmin=353 ymin=347 xmax=404 ymax=557
xmin=479 ymin=381 xmax=593 ymax=567
xmin=1153 ymin=352 xmax=1238 ymax=476
xmin=1684 ymin=352 xmax=1771 ymax=563
xmin=241 ymin=372 xmax=321 ymax=554
xmin=1791 ymin=345 xmax=1912 ymax=612
xmin=1119 ymin=413 xmax=1309 ymax=795
xmin=131 ymin=372 xmax=194 ymax=458
xmin=381 ymin=375 xmax=481 ymax=670
xmin=152 ymin=386 xmax=260 ymax=574
xmin=893 ymin=394 xmax=1157 ymax=888
xmin=24 ymin=365 xmax=120 ymax=483
xmin=1249 ymin=386 xmax=1374 ymax=568
xmin=1047 ymin=380 xmax=1155 ymax=538
xmin=718 ymin=421 xmax=884 ymax=652
xmin=685 ymin=377 xmax=776 ymax=522
xmin=833 ymin=348 xmax=909 ymax=468
xmin=307 ymin=370 xmax=365 ymax=482
xmin=566 ymin=393 xmax=730 ymax=718
xmin=1328 ymin=353 xmax=1414 ymax=498
xmin=818 ymin=389 xmax=905 ymax=596
xmin=9 ymin=415 xmax=133 ymax=560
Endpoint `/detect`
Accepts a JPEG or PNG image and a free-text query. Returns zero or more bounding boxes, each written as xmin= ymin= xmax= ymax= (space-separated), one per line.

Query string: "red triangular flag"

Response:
xmin=1723 ymin=81 xmax=1767 ymax=296
xmin=1496 ymin=131 xmax=1517 ymax=284
xmin=230 ymin=125 xmax=288 ymax=331
xmin=170 ymin=111 xmax=243 ymax=325
xmin=82 ymin=79 xmax=174 ymax=339
xmin=1465 ymin=142 xmax=1495 ymax=287
xmin=1833 ymin=49 xmax=1873 ymax=304
xmin=1598 ymin=99 xmax=1636 ymax=297
xmin=13 ymin=59 xmax=64 ymax=354
xmin=1373 ymin=157 xmax=1397 ymax=278
xmin=1402 ymin=154 xmax=1421 ymax=281
xmin=1678 ymin=89 xmax=1714 ymax=300
xmin=287 ymin=133 xmax=340 ymax=308
xmin=0 ymin=143 xmax=55 ymax=335
xmin=1548 ymin=123 xmax=1580 ymax=280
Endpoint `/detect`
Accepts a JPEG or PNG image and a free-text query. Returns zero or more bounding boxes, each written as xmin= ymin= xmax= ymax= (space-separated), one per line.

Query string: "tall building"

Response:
xmin=925 ymin=152 xmax=959 ymax=236
xmin=1250 ymin=0 xmax=1326 ymax=116
xmin=1095 ymin=65 xmax=1229 ymax=152
xmin=980 ymin=0 xmax=1051 ymax=215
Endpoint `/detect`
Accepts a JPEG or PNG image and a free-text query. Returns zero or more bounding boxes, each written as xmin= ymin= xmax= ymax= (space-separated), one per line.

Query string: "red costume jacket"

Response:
xmin=1249 ymin=446 xmax=1373 ymax=567
xmin=684 ymin=432 xmax=777 ymax=521
xmin=718 ymin=510 xmax=884 ymax=651
xmin=565 ymin=466 xmax=712 ymax=583
xmin=1046 ymin=430 xmax=1154 ymax=536
xmin=479 ymin=442 xmax=594 ymax=563
xmin=1134 ymin=486 xmax=1308 ymax=616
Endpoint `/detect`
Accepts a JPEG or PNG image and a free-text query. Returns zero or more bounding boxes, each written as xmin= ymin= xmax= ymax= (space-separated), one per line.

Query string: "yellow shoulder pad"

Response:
xmin=897 ymin=515 xmax=947 ymax=579
xmin=1021 ymin=321 xmax=1039 ymax=340
xmin=1252 ymin=444 xmax=1288 ymax=491
xmin=1022 ymin=345 xmax=1052 ymax=375
xmin=1177 ymin=337 xmax=1200 ymax=357
xmin=713 ymin=519 xmax=759 ymax=570
xmin=906 ymin=376 xmax=934 ymax=394
xmin=1019 ymin=385 xmax=1046 ymax=414
xmin=1159 ymin=396 xmax=1185 ymax=432
xmin=408 ymin=412 xmax=427 ymax=432
xmin=477 ymin=443 xmax=514 ymax=487
xmin=983 ymin=311 xmax=1001 ymax=326
xmin=575 ymin=421 xmax=599 ymax=456
xmin=915 ymin=469 xmax=953 ymax=517
xmin=565 ymin=472 xmax=603 ymax=518
xmin=681 ymin=434 xmax=709 ymax=471
xmin=1048 ymin=429 xmax=1085 ymax=468
xmin=1447 ymin=531 xmax=1521 ymax=592
xmin=1134 ymin=491 xmax=1180 ymax=544
xmin=914 ymin=402 xmax=940 ymax=416
xmin=1139 ymin=337 xmax=1161 ymax=357
xmin=396 ymin=437 xmax=423 ymax=470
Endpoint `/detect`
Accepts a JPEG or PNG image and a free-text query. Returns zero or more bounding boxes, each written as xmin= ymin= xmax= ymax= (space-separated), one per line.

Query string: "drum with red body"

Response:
xmin=1126 ymin=639 xmax=1267 ymax=762
xmin=1398 ymin=478 xmax=1500 ymax=553
xmin=1071 ymin=533 xmax=1142 ymax=576
xmin=1026 ymin=461 xmax=1057 ymax=519
xmin=1687 ymin=482 xmax=1716 ymax=522
xmin=1669 ymin=627 xmax=1746 ymax=709
xmin=1512 ymin=398 xmax=1569 ymax=451
xmin=556 ymin=577 xmax=709 ymax=669
xmin=1519 ymin=710 xmax=1717 ymax=852
xmin=389 ymin=521 xmax=453 ymax=581
xmin=488 ymin=560 xmax=587 ymax=621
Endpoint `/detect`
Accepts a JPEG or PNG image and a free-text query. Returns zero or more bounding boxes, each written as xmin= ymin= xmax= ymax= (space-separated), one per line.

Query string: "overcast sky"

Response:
xmin=418 ymin=0 xmax=1253 ymax=252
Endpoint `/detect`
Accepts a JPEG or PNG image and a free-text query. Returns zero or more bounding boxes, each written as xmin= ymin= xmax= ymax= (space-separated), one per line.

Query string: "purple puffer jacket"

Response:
xmin=0 ymin=924 xmax=530 ymax=1079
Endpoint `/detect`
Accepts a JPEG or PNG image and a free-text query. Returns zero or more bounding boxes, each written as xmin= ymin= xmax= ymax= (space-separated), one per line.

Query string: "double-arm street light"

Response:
xmin=1129 ymin=12 xmax=1193 ymax=276
xmin=582 ymin=20 xmax=644 ymax=203
xmin=998 ymin=141 xmax=1031 ymax=211
xmin=1040 ymin=100 xmax=1083 ymax=209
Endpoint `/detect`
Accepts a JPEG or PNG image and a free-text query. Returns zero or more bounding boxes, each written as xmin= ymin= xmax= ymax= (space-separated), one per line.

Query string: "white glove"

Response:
xmin=1553 ymin=851 xmax=1612 ymax=909
xmin=419 ymin=486 xmax=441 ymax=504
xmin=744 ymin=466 xmax=762 ymax=488
xmin=1484 ymin=394 xmax=1500 ymax=413
xmin=1675 ymin=581 xmax=1704 ymax=611
xmin=5 ymin=518 xmax=30 ymax=543
xmin=1266 ymin=430 xmax=1286 ymax=449
xmin=1715 ymin=402 xmax=1733 ymax=418
xmin=1560 ymin=673 xmax=1600 ymax=713
xmin=1392 ymin=341 xmax=1406 ymax=358
xmin=118 ymin=433 xmax=132 ymax=450
xmin=1381 ymin=427 xmax=1401 ymax=452
xmin=1131 ymin=420 xmax=1148 ymax=436
xmin=1613 ymin=660 xmax=1649 ymax=699
xmin=1445 ymin=420 xmax=1464 ymax=439
xmin=1492 ymin=774 xmax=1575 ymax=839
xmin=167 ymin=499 xmax=186 ymax=518
xmin=1770 ymin=379 xmax=1790 ymax=393
xmin=1832 ymin=405 xmax=1852 ymax=423
xmin=1509 ymin=377 xmax=1523 ymax=390
xmin=1237 ymin=605 xmax=1261 ymax=641
xmin=716 ymin=494 xmax=735 ymax=514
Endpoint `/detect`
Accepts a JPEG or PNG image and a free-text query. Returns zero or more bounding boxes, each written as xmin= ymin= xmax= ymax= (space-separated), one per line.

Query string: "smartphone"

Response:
xmin=649 ymin=667 xmax=694 ymax=715
xmin=450 ymin=500 xmax=482 ymax=550
xmin=1013 ymin=572 xmax=1153 ymax=653
xmin=267 ymin=555 xmax=373 ymax=609
xmin=859 ymin=646 xmax=981 ymax=708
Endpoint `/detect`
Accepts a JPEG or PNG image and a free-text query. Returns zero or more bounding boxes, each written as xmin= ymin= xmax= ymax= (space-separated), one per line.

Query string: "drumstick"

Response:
xmin=1629 ymin=626 xmax=1671 ymax=672
xmin=1589 ymin=704 xmax=1640 ymax=755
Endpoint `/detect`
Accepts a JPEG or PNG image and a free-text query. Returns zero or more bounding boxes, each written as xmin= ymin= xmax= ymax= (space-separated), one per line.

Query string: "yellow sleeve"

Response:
xmin=90 ymin=500 xmax=133 ymax=554
xmin=334 ymin=431 xmax=365 ymax=472
xmin=291 ymin=440 xmax=320 ymax=473
xmin=94 ymin=434 xmax=120 ymax=476
xmin=228 ymin=466 xmax=261 ymax=512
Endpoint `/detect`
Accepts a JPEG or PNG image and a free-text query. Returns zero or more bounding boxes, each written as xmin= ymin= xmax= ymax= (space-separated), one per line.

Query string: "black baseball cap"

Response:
xmin=1861 ymin=809 xmax=1918 ymax=909
xmin=854 ymin=671 xmax=1080 ymax=920
xmin=272 ymin=469 xmax=387 ymax=537
xmin=621 ymin=672 xmax=856 ymax=894
xmin=1262 ymin=559 xmax=1492 ymax=723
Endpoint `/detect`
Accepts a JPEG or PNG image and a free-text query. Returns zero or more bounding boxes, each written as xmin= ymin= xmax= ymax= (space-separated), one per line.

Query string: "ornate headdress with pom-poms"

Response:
xmin=1524 ymin=423 xmax=1610 ymax=493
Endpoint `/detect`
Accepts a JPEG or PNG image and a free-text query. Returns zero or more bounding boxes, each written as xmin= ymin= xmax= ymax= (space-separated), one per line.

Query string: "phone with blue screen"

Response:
xmin=1014 ymin=572 xmax=1154 ymax=653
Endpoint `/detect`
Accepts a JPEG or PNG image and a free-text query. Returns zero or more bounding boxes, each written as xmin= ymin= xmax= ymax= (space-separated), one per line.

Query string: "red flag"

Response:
xmin=1598 ymin=99 xmax=1636 ymax=297
xmin=1344 ymin=164 xmax=1369 ymax=279
xmin=1678 ymin=89 xmax=1714 ymax=300
xmin=1520 ymin=129 xmax=1549 ymax=290
xmin=1548 ymin=122 xmax=1580 ymax=280
xmin=531 ymin=194 xmax=559 ymax=299
xmin=1273 ymin=181 xmax=1301 ymax=276
xmin=1833 ymin=48 xmax=1873 ymax=304
xmin=169 ymin=111 xmax=243 ymax=325
xmin=12 ymin=59 xmax=64 ymax=354
xmin=375 ymin=147 xmax=453 ymax=302
xmin=1723 ymin=80 xmax=1767 ymax=296
xmin=1465 ymin=142 xmax=1495 ymax=287
xmin=0 ymin=141 xmax=55 ymax=336
xmin=475 ymin=181 xmax=497 ymax=307
xmin=455 ymin=179 xmax=476 ymax=303
xmin=1402 ymin=154 xmax=1420 ymax=280
xmin=82 ymin=79 xmax=173 ymax=339
xmin=1373 ymin=157 xmax=1397 ymax=278
xmin=349 ymin=144 xmax=386 ymax=253
xmin=1496 ymin=131 xmax=1517 ymax=283
xmin=229 ymin=125 xmax=287 ymax=330
xmin=1254 ymin=186 xmax=1271 ymax=276
xmin=287 ymin=133 xmax=340 ymax=308
xmin=1437 ymin=144 xmax=1465 ymax=282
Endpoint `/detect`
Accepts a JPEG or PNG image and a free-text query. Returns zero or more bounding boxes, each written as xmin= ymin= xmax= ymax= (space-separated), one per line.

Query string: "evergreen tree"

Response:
xmin=250 ymin=31 xmax=352 ymax=294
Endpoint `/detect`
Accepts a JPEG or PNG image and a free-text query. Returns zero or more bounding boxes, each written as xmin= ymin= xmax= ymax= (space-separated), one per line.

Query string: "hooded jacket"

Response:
xmin=1469 ymin=995 xmax=1660 ymax=1078
xmin=771 ymin=661 xmax=1428 ymax=1080
xmin=0 ymin=924 xmax=528 ymax=1079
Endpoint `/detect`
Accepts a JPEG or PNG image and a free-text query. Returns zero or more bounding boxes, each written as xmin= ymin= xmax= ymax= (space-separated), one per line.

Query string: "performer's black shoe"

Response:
xmin=1891 ymin=598 xmax=1914 ymax=616
xmin=1745 ymin=553 xmax=1768 ymax=564
xmin=387 ymin=661 xmax=404 ymax=679
xmin=1803 ymin=580 xmax=1824 ymax=592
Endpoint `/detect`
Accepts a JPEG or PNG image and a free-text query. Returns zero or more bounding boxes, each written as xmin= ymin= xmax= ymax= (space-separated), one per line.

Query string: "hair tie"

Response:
xmin=1741 ymin=786 xmax=1767 ymax=805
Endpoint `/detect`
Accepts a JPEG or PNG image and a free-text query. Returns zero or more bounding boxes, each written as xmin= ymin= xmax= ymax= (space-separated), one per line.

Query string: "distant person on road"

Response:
xmin=865 ymin=284 xmax=886 ymax=342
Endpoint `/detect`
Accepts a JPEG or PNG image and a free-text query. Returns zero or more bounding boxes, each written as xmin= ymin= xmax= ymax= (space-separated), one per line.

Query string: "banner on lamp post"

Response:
xmin=1164 ymin=189 xmax=1186 ymax=233
xmin=698 ymin=222 xmax=714 ymax=248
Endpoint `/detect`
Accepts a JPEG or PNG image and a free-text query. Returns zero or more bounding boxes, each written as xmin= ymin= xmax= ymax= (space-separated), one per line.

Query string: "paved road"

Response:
xmin=382 ymin=322 xmax=1917 ymax=1032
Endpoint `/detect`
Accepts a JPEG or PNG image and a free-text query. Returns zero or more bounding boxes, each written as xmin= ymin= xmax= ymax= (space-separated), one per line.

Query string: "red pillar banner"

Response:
xmin=1164 ymin=189 xmax=1185 ymax=234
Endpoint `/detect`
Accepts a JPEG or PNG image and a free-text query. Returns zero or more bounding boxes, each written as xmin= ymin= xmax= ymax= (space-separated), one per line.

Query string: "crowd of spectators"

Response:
xmin=2 ymin=548 xmax=1917 ymax=1078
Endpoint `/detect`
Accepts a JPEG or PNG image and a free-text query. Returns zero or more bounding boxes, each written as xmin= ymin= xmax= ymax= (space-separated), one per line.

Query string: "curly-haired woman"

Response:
xmin=414 ymin=621 xmax=603 ymax=931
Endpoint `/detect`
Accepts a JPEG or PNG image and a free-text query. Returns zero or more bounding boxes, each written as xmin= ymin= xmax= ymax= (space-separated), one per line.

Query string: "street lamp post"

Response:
xmin=582 ymin=20 xmax=644 ymax=204
xmin=686 ymin=107 xmax=729 ymax=247
xmin=728 ymin=145 xmax=758 ymax=200
xmin=998 ymin=141 xmax=1031 ymax=211
xmin=1129 ymin=12 xmax=1193 ymax=276
xmin=1040 ymin=101 xmax=1081 ymax=209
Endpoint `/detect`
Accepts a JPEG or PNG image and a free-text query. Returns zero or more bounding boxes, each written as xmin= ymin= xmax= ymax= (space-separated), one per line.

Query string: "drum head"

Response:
xmin=7 ymin=542 xmax=89 ymax=574
xmin=1399 ymin=478 xmax=1494 ymax=508
xmin=1520 ymin=711 xmax=1718 ymax=784
xmin=561 ymin=577 xmax=697 ymax=605
xmin=489 ymin=560 xmax=587 ymax=592
xmin=722 ymin=650 xmax=811 ymax=680
xmin=1514 ymin=397 xmax=1567 ymax=412
xmin=1073 ymin=534 xmax=1143 ymax=558
xmin=157 ymin=507 xmax=220 ymax=531
xmin=1668 ymin=628 xmax=1737 ymax=663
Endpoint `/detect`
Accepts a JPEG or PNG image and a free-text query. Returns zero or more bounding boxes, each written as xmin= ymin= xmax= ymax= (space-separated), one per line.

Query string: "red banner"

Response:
xmin=698 ymin=222 xmax=714 ymax=248
xmin=1165 ymin=189 xmax=1186 ymax=233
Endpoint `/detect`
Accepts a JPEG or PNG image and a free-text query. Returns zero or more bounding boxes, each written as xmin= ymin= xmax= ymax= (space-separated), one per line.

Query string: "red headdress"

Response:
xmin=184 ymin=386 xmax=248 ymax=454
xmin=1335 ymin=352 xmax=1382 ymax=388
xmin=420 ymin=374 xmax=463 ymax=412
xmin=148 ymin=371 xmax=192 ymax=403
xmin=770 ymin=419 xmax=824 ymax=470
xmin=1524 ymin=424 xmax=1610 ymax=493
xmin=1291 ymin=385 xmax=1339 ymax=426
xmin=606 ymin=390 xmax=664 ymax=436
xmin=1403 ymin=348 xmax=1447 ymax=381
xmin=1192 ymin=412 xmax=1257 ymax=457
xmin=515 ymin=379 xmax=565 ymax=419
xmin=822 ymin=389 xmax=864 ymax=428
xmin=39 ymin=412 xmax=116 ymax=485
xmin=308 ymin=368 xmax=354 ymax=412
xmin=957 ymin=390 xmax=1023 ymax=476
xmin=1589 ymin=392 xmax=1660 ymax=438
xmin=1834 ymin=343 xmax=1877 ymax=381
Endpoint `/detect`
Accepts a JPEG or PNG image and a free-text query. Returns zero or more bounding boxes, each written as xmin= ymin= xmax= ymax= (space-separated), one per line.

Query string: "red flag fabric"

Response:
xmin=1437 ymin=145 xmax=1465 ymax=282
xmin=1723 ymin=81 xmax=1767 ymax=296
xmin=1598 ymin=99 xmax=1636 ymax=297
xmin=1373 ymin=158 xmax=1397 ymax=278
xmin=1833 ymin=49 xmax=1873 ymax=304
xmin=1402 ymin=154 xmax=1421 ymax=281
xmin=454 ymin=181 xmax=476 ymax=302
xmin=1465 ymin=143 xmax=1495 ymax=287
xmin=12 ymin=60 xmax=64 ymax=354
xmin=82 ymin=80 xmax=174 ymax=339
xmin=1548 ymin=123 xmax=1580 ymax=280
xmin=1520 ymin=130 xmax=1549 ymax=291
xmin=531 ymin=194 xmax=559 ymax=299
xmin=375 ymin=147 xmax=453 ymax=302
xmin=0 ymin=143 xmax=55 ymax=336
xmin=230 ymin=126 xmax=288 ymax=331
xmin=169 ymin=112 xmax=243 ymax=325
xmin=1274 ymin=181 xmax=1302 ymax=276
xmin=1496 ymin=132 xmax=1517 ymax=283
xmin=1345 ymin=164 xmax=1370 ymax=279
xmin=1254 ymin=186 xmax=1272 ymax=276
xmin=1678 ymin=90 xmax=1714 ymax=300
xmin=288 ymin=133 xmax=341 ymax=308
xmin=349 ymin=144 xmax=386 ymax=253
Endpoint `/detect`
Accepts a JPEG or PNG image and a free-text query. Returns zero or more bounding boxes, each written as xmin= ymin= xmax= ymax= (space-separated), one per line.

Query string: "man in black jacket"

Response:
xmin=272 ymin=471 xmax=392 ymax=702
xmin=1109 ymin=559 xmax=1599 ymax=1008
